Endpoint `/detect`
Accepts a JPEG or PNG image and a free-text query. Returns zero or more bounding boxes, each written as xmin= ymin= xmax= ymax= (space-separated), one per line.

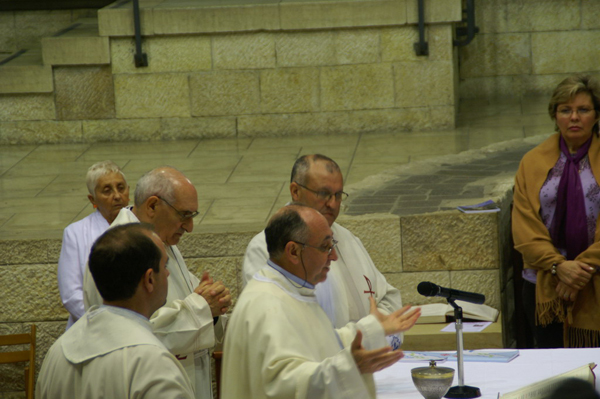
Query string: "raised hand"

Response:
xmin=369 ymin=297 xmax=421 ymax=336
xmin=351 ymin=330 xmax=404 ymax=374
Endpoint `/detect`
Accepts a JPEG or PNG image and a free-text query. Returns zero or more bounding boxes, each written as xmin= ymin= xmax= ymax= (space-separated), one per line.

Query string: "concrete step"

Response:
xmin=0 ymin=48 xmax=53 ymax=94
xmin=41 ymin=18 xmax=109 ymax=65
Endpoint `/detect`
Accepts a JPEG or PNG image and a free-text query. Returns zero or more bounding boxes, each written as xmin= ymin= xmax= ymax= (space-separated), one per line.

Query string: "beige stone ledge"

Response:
xmin=401 ymin=212 xmax=499 ymax=272
xmin=0 ymin=64 xmax=53 ymax=94
xmin=0 ymin=93 xmax=55 ymax=122
xmin=0 ymin=120 xmax=83 ymax=145
xmin=160 ymin=117 xmax=237 ymax=140
xmin=532 ymin=31 xmax=600 ymax=75
xmin=178 ymin=231 xmax=257 ymax=258
xmin=113 ymin=73 xmax=191 ymax=119
xmin=99 ymin=0 xmax=462 ymax=36
xmin=111 ymin=36 xmax=212 ymax=74
xmin=337 ymin=214 xmax=401 ymax=274
xmin=0 ymin=239 xmax=58 ymax=265
xmin=42 ymin=36 xmax=110 ymax=66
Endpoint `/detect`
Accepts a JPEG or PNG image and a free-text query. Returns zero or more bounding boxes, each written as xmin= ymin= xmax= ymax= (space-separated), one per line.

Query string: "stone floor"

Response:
xmin=0 ymin=95 xmax=554 ymax=240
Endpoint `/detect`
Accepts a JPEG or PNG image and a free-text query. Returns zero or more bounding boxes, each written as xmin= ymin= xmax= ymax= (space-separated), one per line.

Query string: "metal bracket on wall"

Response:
xmin=454 ymin=0 xmax=479 ymax=47
xmin=133 ymin=0 xmax=148 ymax=67
xmin=413 ymin=0 xmax=429 ymax=56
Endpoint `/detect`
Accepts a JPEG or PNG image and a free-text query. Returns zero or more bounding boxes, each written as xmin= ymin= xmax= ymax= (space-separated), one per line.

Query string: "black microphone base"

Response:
xmin=444 ymin=385 xmax=481 ymax=398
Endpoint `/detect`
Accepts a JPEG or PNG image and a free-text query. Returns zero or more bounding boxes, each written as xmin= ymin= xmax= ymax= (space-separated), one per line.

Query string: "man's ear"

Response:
xmin=284 ymin=241 xmax=302 ymax=265
xmin=145 ymin=196 xmax=160 ymax=218
xmin=142 ymin=268 xmax=155 ymax=294
xmin=290 ymin=182 xmax=301 ymax=201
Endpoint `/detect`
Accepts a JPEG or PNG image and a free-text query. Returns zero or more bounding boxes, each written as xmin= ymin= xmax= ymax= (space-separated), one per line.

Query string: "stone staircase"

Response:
xmin=0 ymin=17 xmax=107 ymax=95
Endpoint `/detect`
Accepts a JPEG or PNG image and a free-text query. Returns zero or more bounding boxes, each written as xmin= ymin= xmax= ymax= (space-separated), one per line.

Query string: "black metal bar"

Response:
xmin=413 ymin=0 xmax=429 ymax=56
xmin=454 ymin=0 xmax=479 ymax=47
xmin=132 ymin=0 xmax=148 ymax=67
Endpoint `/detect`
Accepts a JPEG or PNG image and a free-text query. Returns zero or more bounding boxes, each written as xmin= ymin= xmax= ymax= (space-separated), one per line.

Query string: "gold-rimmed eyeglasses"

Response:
xmin=157 ymin=196 xmax=200 ymax=220
xmin=292 ymin=239 xmax=338 ymax=255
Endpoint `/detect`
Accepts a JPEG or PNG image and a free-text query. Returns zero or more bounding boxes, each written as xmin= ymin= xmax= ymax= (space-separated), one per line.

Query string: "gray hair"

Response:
xmin=134 ymin=166 xmax=183 ymax=207
xmin=291 ymin=154 xmax=341 ymax=185
xmin=86 ymin=160 xmax=127 ymax=197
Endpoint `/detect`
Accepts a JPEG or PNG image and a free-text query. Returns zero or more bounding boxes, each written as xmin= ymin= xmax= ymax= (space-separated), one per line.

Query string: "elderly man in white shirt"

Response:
xmin=84 ymin=166 xmax=231 ymax=399
xmin=223 ymin=205 xmax=420 ymax=399
xmin=243 ymin=154 xmax=404 ymax=347
xmin=38 ymin=223 xmax=194 ymax=399
xmin=57 ymin=160 xmax=129 ymax=329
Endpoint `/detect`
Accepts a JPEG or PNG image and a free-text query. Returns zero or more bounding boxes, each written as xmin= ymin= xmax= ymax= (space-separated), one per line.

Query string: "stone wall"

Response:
xmin=459 ymin=0 xmax=600 ymax=98
xmin=0 ymin=203 xmax=514 ymax=395
xmin=0 ymin=0 xmax=463 ymax=144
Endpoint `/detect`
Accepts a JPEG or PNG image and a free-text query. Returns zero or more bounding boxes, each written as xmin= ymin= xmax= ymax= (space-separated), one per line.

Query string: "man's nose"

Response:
xmin=329 ymin=246 xmax=338 ymax=261
xmin=182 ymin=217 xmax=194 ymax=233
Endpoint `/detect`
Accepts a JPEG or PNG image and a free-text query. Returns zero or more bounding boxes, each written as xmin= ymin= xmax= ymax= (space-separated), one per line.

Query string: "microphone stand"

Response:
xmin=444 ymin=299 xmax=481 ymax=398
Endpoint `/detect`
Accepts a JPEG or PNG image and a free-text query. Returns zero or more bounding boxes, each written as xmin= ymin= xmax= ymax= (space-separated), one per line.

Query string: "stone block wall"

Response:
xmin=0 ymin=0 xmax=463 ymax=144
xmin=459 ymin=0 xmax=600 ymax=98
xmin=0 ymin=201 xmax=514 ymax=395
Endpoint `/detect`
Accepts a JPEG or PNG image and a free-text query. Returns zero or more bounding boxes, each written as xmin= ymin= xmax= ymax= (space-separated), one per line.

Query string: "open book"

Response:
xmin=415 ymin=301 xmax=499 ymax=324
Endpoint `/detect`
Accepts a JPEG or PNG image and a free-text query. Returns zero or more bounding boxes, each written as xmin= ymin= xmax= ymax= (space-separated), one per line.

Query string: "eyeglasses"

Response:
xmin=294 ymin=182 xmax=349 ymax=202
xmin=293 ymin=239 xmax=338 ymax=255
xmin=557 ymin=107 xmax=595 ymax=117
xmin=157 ymin=196 xmax=200 ymax=221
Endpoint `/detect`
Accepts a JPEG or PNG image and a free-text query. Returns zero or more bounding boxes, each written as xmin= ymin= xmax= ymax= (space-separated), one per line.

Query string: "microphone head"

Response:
xmin=417 ymin=281 xmax=438 ymax=297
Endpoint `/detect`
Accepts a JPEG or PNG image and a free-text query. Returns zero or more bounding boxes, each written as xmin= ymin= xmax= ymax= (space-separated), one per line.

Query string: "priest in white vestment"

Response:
xmin=58 ymin=160 xmax=129 ymax=329
xmin=243 ymin=154 xmax=404 ymax=347
xmin=38 ymin=224 xmax=194 ymax=399
xmin=223 ymin=205 xmax=420 ymax=399
xmin=83 ymin=167 xmax=231 ymax=399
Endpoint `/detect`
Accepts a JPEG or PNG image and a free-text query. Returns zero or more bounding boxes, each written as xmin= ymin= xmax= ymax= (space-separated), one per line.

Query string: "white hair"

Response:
xmin=86 ymin=161 xmax=127 ymax=197
xmin=134 ymin=166 xmax=184 ymax=207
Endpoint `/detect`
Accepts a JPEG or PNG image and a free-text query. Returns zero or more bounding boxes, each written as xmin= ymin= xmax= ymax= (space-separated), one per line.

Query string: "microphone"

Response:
xmin=417 ymin=281 xmax=485 ymax=305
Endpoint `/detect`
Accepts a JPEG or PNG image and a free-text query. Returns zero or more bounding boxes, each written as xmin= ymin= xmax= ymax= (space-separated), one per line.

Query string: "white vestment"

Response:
xmin=242 ymin=222 xmax=403 ymax=343
xmin=222 ymin=266 xmax=382 ymax=399
xmin=83 ymin=207 xmax=221 ymax=399
xmin=58 ymin=210 xmax=109 ymax=328
xmin=36 ymin=305 xmax=194 ymax=399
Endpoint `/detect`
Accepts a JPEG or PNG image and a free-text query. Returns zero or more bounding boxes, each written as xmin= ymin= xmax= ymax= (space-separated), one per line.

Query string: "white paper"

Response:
xmin=441 ymin=321 xmax=492 ymax=333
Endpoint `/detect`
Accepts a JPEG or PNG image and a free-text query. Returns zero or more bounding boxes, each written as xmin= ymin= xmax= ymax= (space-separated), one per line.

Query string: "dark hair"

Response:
xmin=290 ymin=154 xmax=341 ymax=185
xmin=548 ymin=75 xmax=600 ymax=135
xmin=265 ymin=206 xmax=309 ymax=259
xmin=548 ymin=378 xmax=599 ymax=399
xmin=89 ymin=223 xmax=162 ymax=302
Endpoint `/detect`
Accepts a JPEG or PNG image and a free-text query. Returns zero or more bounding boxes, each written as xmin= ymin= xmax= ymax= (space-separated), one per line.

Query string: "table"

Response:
xmin=375 ymin=348 xmax=600 ymax=398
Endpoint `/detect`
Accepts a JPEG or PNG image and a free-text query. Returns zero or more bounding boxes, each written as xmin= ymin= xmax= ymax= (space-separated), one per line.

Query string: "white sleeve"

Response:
xmin=336 ymin=315 xmax=387 ymax=351
xmin=241 ymin=231 xmax=269 ymax=286
xmin=150 ymin=293 xmax=216 ymax=355
xmin=58 ymin=226 xmax=85 ymax=320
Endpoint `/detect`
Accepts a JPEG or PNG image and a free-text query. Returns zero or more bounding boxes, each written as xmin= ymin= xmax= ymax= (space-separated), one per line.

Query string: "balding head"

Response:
xmin=265 ymin=205 xmax=337 ymax=285
xmin=133 ymin=167 xmax=199 ymax=245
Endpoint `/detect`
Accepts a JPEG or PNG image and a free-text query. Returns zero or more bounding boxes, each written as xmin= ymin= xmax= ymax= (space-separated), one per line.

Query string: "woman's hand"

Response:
xmin=555 ymin=261 xmax=594 ymax=289
xmin=556 ymin=281 xmax=579 ymax=301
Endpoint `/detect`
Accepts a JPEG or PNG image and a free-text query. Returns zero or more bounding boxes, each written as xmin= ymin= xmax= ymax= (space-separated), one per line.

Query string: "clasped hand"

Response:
xmin=555 ymin=261 xmax=595 ymax=302
xmin=194 ymin=271 xmax=232 ymax=316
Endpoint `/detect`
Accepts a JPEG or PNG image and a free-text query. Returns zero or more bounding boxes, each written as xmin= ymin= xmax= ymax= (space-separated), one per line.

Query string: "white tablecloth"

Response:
xmin=375 ymin=348 xmax=600 ymax=398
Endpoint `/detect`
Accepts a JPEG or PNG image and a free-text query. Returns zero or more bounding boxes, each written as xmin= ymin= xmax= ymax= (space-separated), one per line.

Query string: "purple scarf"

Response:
xmin=550 ymin=135 xmax=593 ymax=260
